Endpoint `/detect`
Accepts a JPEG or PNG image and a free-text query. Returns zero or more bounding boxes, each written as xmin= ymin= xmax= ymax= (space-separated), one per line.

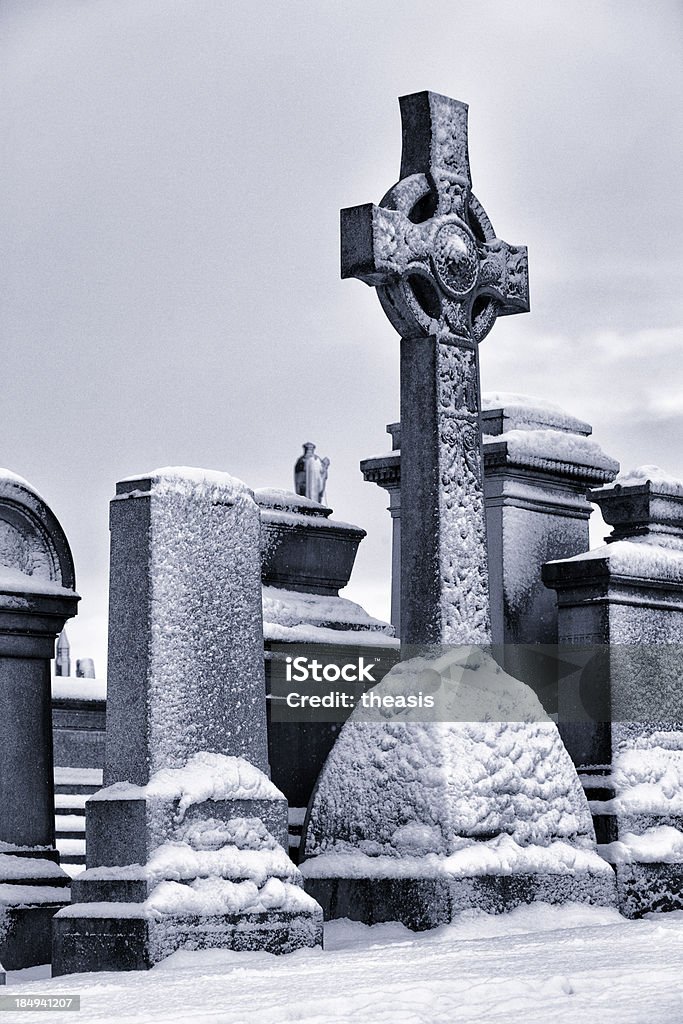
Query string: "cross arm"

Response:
xmin=478 ymin=239 xmax=530 ymax=314
xmin=340 ymin=203 xmax=428 ymax=286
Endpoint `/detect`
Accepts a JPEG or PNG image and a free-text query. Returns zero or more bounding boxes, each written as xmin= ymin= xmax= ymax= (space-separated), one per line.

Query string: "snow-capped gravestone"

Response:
xmin=544 ymin=467 xmax=683 ymax=917
xmin=52 ymin=469 xmax=322 ymax=975
xmin=0 ymin=470 xmax=78 ymax=968
xmin=301 ymin=648 xmax=615 ymax=925
xmin=302 ymin=93 xmax=615 ymax=925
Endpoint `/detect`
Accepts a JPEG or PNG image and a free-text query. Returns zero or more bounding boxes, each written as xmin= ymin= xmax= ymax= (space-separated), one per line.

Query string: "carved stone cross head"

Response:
xmin=341 ymin=91 xmax=530 ymax=345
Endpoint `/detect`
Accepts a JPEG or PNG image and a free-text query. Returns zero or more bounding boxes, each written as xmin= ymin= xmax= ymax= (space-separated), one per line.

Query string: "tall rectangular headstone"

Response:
xmin=104 ymin=469 xmax=269 ymax=784
xmin=53 ymin=469 xmax=321 ymax=974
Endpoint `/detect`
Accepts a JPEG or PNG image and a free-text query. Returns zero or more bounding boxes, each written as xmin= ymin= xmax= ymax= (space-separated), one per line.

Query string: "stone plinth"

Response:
xmin=256 ymin=489 xmax=365 ymax=597
xmin=0 ymin=470 xmax=78 ymax=968
xmin=53 ymin=469 xmax=322 ymax=974
xmin=543 ymin=467 xmax=683 ymax=917
xmin=300 ymin=648 xmax=616 ymax=925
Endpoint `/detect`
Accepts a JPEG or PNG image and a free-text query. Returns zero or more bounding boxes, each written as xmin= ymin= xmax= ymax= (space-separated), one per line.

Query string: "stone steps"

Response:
xmin=54 ymin=768 xmax=102 ymax=871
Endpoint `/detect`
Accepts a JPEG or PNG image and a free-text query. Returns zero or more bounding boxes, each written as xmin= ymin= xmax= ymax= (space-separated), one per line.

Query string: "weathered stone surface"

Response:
xmin=301 ymin=648 xmax=616 ymax=924
xmin=105 ymin=470 xmax=269 ymax=787
xmin=306 ymin=871 xmax=616 ymax=929
xmin=53 ymin=908 xmax=323 ymax=976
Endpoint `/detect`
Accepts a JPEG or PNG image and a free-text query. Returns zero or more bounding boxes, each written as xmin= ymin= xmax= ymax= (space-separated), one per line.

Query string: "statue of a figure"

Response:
xmin=294 ymin=442 xmax=330 ymax=503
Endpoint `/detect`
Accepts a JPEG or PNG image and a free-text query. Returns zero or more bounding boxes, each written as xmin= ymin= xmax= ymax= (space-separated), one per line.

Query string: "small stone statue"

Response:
xmin=294 ymin=443 xmax=330 ymax=503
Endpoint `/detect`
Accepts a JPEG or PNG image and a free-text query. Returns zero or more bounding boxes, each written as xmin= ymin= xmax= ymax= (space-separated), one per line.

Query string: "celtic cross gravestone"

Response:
xmin=341 ymin=91 xmax=529 ymax=645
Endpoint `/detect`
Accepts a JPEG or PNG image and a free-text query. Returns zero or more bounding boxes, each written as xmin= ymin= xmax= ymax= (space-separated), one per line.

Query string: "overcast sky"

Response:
xmin=2 ymin=0 xmax=682 ymax=672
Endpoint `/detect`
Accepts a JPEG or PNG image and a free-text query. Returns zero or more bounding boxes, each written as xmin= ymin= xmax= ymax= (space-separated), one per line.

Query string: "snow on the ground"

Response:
xmin=4 ymin=904 xmax=683 ymax=1023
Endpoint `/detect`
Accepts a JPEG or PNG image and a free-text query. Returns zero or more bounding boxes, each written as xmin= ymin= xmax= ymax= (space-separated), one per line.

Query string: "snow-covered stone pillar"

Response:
xmin=52 ymin=469 xmax=322 ymax=975
xmin=103 ymin=469 xmax=269 ymax=786
xmin=543 ymin=467 xmax=683 ymax=916
xmin=0 ymin=470 xmax=78 ymax=969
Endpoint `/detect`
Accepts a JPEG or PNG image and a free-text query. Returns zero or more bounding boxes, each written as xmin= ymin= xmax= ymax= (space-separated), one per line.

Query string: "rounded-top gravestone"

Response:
xmin=0 ymin=469 xmax=79 ymax=969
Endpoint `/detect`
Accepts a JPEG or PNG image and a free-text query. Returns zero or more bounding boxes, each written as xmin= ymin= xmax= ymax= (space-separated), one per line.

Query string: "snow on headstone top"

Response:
xmin=94 ymin=752 xmax=283 ymax=819
xmin=482 ymin=392 xmax=592 ymax=436
xmin=484 ymin=427 xmax=619 ymax=477
xmin=303 ymin=648 xmax=599 ymax=865
xmin=0 ymin=564 xmax=77 ymax=598
xmin=116 ymin=466 xmax=254 ymax=505
xmin=0 ymin=468 xmax=45 ymax=501
xmin=51 ymin=675 xmax=106 ymax=702
xmin=262 ymin=586 xmax=394 ymax=636
xmin=546 ymin=540 xmax=683 ymax=581
xmin=603 ymin=465 xmax=683 ymax=497
xmin=255 ymin=488 xmax=331 ymax=515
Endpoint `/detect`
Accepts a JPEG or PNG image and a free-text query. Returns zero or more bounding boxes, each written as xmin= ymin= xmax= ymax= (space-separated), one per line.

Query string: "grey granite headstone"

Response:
xmin=53 ymin=469 xmax=321 ymax=974
xmin=0 ymin=470 xmax=77 ymax=969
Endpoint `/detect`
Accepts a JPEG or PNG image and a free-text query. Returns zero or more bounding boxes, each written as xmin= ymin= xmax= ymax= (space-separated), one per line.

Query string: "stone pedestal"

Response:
xmin=543 ymin=467 xmax=683 ymax=916
xmin=53 ymin=469 xmax=322 ymax=975
xmin=0 ymin=471 xmax=78 ymax=968
xmin=482 ymin=394 xmax=618 ymax=708
xmin=301 ymin=648 xmax=616 ymax=924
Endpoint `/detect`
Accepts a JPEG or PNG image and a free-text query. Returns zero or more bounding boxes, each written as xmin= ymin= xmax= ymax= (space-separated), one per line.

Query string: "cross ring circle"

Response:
xmin=431 ymin=222 xmax=479 ymax=298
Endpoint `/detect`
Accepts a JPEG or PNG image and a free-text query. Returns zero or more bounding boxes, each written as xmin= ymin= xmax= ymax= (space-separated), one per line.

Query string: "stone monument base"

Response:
xmin=52 ymin=755 xmax=324 ymax=975
xmin=303 ymin=870 xmax=617 ymax=930
xmin=615 ymin=862 xmax=683 ymax=919
xmin=53 ymin=905 xmax=323 ymax=975
xmin=0 ymin=853 xmax=70 ymax=969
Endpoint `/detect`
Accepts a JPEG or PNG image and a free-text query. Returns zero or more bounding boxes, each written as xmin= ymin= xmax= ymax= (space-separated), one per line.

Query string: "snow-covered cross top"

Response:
xmin=341 ymin=91 xmax=529 ymax=645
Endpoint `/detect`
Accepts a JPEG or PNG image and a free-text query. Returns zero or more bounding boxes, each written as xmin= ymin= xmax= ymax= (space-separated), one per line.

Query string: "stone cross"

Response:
xmin=341 ymin=91 xmax=529 ymax=645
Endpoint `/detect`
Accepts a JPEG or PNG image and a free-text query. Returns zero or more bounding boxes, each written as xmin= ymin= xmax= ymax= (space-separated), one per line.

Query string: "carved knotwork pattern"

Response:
xmin=435 ymin=343 xmax=490 ymax=643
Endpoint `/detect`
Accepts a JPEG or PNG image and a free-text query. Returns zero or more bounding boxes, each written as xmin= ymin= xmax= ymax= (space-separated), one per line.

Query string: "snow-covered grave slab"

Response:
xmin=52 ymin=469 xmax=322 ymax=975
xmin=301 ymin=647 xmax=616 ymax=927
